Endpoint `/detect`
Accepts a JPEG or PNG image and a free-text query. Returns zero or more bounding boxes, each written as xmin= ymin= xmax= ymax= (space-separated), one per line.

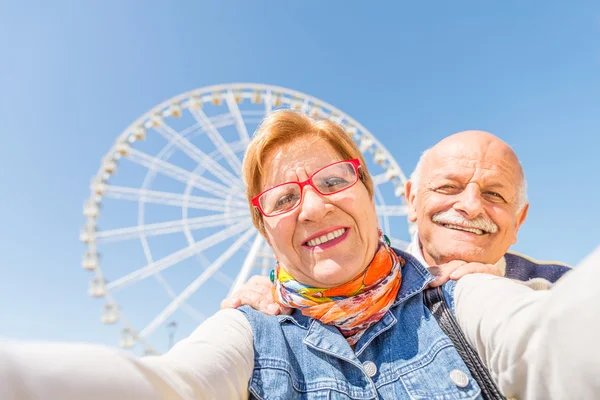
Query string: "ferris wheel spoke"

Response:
xmin=106 ymin=220 xmax=252 ymax=291
xmin=225 ymin=91 xmax=250 ymax=144
xmin=264 ymin=90 xmax=273 ymax=114
xmin=189 ymin=108 xmax=243 ymax=173
xmin=103 ymin=185 xmax=248 ymax=211
xmin=376 ymin=205 xmax=409 ymax=216
xmin=372 ymin=172 xmax=390 ymax=186
xmin=152 ymin=272 xmax=207 ymax=322
xmin=193 ymin=252 xmax=235 ymax=287
xmin=127 ymin=148 xmax=244 ymax=200
xmin=228 ymin=233 xmax=264 ymax=296
xmin=138 ymin=227 xmax=256 ymax=339
xmin=154 ymin=123 xmax=243 ymax=188
xmin=95 ymin=212 xmax=249 ymax=244
xmin=301 ymin=98 xmax=311 ymax=114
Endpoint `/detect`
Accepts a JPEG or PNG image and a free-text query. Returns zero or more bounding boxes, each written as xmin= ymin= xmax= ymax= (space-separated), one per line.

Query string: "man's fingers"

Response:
xmin=449 ymin=263 xmax=500 ymax=280
xmin=251 ymin=280 xmax=273 ymax=296
xmin=220 ymin=297 xmax=242 ymax=309
xmin=247 ymin=275 xmax=272 ymax=287
xmin=427 ymin=260 xmax=466 ymax=287
xmin=239 ymin=291 xmax=279 ymax=315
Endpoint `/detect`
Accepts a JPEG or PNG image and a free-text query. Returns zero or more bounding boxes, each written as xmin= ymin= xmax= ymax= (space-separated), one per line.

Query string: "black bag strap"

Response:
xmin=424 ymin=287 xmax=506 ymax=400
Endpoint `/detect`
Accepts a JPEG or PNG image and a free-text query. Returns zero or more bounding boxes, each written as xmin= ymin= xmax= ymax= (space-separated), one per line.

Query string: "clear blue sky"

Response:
xmin=0 ymin=1 xmax=598 ymax=350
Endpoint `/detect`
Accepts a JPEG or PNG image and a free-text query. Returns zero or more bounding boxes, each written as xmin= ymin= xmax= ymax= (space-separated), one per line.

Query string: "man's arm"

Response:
xmin=455 ymin=263 xmax=600 ymax=399
xmin=0 ymin=309 xmax=254 ymax=400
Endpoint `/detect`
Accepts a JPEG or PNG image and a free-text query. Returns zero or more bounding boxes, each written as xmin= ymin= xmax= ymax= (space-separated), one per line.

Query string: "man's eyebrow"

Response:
xmin=429 ymin=173 xmax=464 ymax=181
xmin=484 ymin=182 xmax=510 ymax=190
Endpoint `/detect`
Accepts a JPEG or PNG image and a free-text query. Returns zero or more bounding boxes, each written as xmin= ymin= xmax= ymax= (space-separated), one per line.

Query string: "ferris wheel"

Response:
xmin=80 ymin=83 xmax=413 ymax=354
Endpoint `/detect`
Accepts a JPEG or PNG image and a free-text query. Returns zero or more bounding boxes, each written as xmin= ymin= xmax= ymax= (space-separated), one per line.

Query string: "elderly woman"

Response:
xmin=1 ymin=110 xmax=599 ymax=400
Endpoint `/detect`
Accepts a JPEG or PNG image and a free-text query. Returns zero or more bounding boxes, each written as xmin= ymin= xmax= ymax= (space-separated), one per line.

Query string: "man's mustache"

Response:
xmin=432 ymin=209 xmax=498 ymax=234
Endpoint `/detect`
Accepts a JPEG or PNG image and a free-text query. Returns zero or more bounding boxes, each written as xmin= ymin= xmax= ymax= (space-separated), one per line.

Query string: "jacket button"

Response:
xmin=449 ymin=369 xmax=469 ymax=388
xmin=363 ymin=361 xmax=377 ymax=377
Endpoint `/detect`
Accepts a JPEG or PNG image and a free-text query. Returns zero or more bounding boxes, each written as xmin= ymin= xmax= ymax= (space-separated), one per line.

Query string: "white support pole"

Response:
xmin=228 ymin=233 xmax=264 ymax=296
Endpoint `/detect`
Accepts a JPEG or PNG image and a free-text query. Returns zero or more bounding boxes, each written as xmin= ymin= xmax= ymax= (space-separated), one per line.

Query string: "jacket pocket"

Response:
xmin=398 ymin=338 xmax=482 ymax=400
xmin=249 ymin=358 xmax=376 ymax=400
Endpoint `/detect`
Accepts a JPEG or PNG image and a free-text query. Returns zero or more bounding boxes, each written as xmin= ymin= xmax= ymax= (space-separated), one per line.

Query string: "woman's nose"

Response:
xmin=298 ymin=187 xmax=329 ymax=222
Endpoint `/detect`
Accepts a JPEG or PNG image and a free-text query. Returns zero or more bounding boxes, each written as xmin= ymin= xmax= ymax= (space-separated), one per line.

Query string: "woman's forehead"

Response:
xmin=261 ymin=137 xmax=344 ymax=186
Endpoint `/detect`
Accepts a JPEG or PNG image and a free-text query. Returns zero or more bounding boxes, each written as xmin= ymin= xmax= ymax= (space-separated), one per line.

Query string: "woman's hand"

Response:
xmin=427 ymin=260 xmax=502 ymax=288
xmin=220 ymin=275 xmax=292 ymax=315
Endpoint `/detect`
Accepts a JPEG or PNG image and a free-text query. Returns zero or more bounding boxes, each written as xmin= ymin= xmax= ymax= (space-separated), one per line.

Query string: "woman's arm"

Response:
xmin=454 ymin=261 xmax=600 ymax=399
xmin=0 ymin=309 xmax=254 ymax=400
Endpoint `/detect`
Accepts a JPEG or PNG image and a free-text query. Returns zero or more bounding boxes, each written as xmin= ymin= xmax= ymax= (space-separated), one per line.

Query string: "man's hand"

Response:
xmin=220 ymin=275 xmax=292 ymax=315
xmin=427 ymin=260 xmax=502 ymax=288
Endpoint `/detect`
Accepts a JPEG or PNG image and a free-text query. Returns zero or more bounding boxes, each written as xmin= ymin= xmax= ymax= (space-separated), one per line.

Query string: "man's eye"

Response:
xmin=483 ymin=191 xmax=506 ymax=202
xmin=435 ymin=185 xmax=460 ymax=194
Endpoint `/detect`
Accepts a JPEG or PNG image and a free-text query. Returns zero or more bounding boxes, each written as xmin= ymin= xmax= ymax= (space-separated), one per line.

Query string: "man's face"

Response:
xmin=406 ymin=133 xmax=529 ymax=266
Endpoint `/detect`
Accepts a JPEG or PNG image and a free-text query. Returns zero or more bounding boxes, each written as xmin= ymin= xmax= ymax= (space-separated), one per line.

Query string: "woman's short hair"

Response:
xmin=242 ymin=109 xmax=374 ymax=235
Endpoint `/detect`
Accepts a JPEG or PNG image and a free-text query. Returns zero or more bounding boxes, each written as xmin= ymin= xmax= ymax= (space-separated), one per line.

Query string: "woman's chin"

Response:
xmin=310 ymin=261 xmax=364 ymax=288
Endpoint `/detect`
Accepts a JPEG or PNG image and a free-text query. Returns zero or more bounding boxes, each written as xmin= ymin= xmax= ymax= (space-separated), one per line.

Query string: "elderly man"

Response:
xmin=222 ymin=130 xmax=571 ymax=313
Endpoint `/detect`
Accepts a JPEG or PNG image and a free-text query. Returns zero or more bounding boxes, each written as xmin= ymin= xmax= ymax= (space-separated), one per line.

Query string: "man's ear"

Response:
xmin=405 ymin=180 xmax=418 ymax=223
xmin=511 ymin=202 xmax=530 ymax=244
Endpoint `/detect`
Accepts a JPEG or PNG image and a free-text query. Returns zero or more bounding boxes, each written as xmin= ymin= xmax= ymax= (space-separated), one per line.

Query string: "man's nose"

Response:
xmin=298 ymin=187 xmax=329 ymax=222
xmin=452 ymin=184 xmax=484 ymax=219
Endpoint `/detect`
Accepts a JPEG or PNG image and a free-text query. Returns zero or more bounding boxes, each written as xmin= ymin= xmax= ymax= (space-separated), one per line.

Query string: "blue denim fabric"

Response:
xmin=240 ymin=250 xmax=482 ymax=400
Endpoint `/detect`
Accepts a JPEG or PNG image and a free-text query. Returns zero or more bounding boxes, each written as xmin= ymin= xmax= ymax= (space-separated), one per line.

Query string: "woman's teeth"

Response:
xmin=306 ymin=228 xmax=346 ymax=247
xmin=443 ymin=224 xmax=484 ymax=235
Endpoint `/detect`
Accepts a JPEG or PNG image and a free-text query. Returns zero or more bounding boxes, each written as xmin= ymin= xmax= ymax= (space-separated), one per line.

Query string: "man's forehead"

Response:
xmin=425 ymin=154 xmax=519 ymax=186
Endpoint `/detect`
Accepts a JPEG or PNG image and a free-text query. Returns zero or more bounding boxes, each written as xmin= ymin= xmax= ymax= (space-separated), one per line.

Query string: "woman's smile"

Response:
xmin=302 ymin=227 xmax=350 ymax=250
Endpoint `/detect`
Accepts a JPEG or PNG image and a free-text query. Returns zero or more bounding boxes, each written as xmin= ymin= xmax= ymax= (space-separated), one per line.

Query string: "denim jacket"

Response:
xmin=240 ymin=250 xmax=481 ymax=400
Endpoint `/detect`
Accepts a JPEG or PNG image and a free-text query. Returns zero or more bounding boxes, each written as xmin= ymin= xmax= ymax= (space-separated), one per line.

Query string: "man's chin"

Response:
xmin=434 ymin=244 xmax=488 ymax=264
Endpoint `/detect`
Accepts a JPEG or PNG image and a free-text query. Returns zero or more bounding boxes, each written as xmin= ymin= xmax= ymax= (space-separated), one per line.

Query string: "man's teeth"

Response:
xmin=306 ymin=228 xmax=346 ymax=247
xmin=443 ymin=224 xmax=485 ymax=235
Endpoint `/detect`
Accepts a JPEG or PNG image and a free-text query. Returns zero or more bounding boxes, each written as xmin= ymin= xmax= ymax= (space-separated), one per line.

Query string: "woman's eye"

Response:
xmin=323 ymin=177 xmax=348 ymax=188
xmin=274 ymin=193 xmax=299 ymax=210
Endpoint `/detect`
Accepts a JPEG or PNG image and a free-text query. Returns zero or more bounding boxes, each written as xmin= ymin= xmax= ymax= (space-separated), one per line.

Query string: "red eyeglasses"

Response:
xmin=252 ymin=159 xmax=362 ymax=217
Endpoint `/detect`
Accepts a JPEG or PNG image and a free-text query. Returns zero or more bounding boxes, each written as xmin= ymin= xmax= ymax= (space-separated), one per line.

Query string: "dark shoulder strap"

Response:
xmin=424 ymin=287 xmax=506 ymax=400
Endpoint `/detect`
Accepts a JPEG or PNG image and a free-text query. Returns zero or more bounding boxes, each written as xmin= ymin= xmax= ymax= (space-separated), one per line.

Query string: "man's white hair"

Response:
xmin=409 ymin=147 xmax=528 ymax=210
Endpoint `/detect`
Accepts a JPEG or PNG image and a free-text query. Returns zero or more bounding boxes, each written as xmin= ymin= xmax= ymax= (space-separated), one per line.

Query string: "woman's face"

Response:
xmin=260 ymin=136 xmax=380 ymax=288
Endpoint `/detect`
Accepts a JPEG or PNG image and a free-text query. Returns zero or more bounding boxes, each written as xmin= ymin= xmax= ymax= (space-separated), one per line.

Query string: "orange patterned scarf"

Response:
xmin=273 ymin=239 xmax=404 ymax=346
